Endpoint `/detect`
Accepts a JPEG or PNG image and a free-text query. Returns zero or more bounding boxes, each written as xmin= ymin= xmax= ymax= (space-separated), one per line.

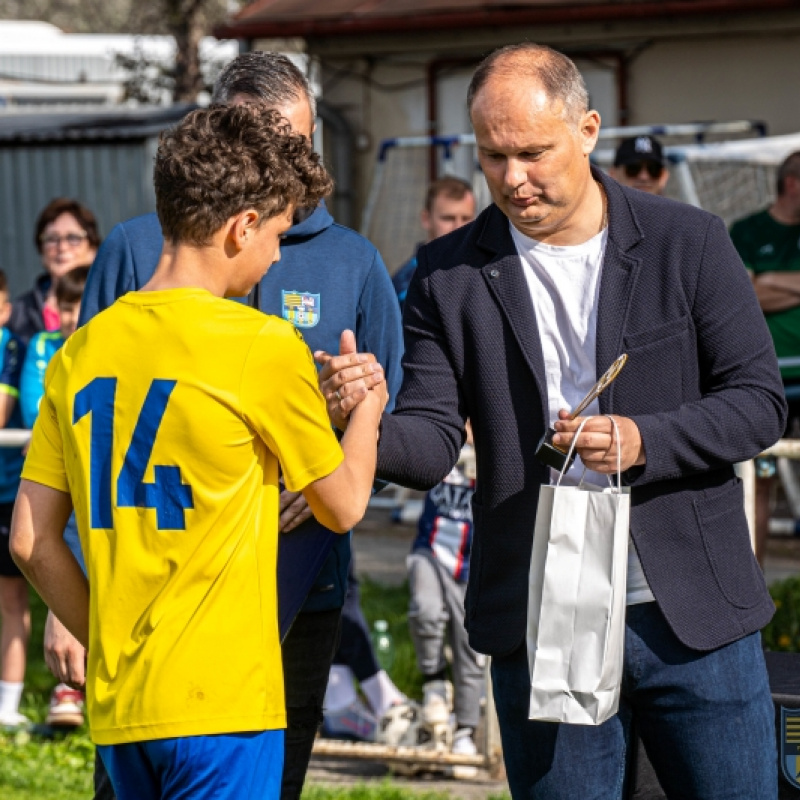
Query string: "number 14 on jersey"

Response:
xmin=73 ymin=377 xmax=194 ymax=530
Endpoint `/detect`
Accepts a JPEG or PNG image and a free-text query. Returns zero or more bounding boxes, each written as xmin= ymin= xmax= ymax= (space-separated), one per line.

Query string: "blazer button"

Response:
xmin=489 ymin=269 xmax=500 ymax=277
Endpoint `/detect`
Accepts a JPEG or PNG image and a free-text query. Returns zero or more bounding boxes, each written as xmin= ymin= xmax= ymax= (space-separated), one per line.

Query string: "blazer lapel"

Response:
xmin=477 ymin=206 xmax=548 ymax=421
xmin=594 ymin=169 xmax=643 ymax=414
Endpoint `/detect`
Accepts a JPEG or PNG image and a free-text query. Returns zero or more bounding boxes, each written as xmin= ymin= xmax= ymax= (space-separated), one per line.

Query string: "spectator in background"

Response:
xmin=0 ymin=270 xmax=27 ymax=729
xmin=405 ymin=420 xmax=483 ymax=769
xmin=19 ymin=265 xmax=89 ymax=729
xmin=20 ymin=265 xmax=89 ymax=428
xmin=730 ymin=150 xmax=800 ymax=564
xmin=611 ymin=135 xmax=670 ymax=195
xmin=10 ymin=199 xmax=99 ymax=344
xmin=392 ymin=177 xmax=476 ymax=311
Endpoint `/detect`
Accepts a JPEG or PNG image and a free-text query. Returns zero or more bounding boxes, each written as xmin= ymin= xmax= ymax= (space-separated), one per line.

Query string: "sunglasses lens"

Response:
xmin=624 ymin=162 xmax=663 ymax=179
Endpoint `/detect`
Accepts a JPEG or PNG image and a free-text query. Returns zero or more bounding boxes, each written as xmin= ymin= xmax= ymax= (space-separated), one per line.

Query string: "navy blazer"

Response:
xmin=377 ymin=168 xmax=786 ymax=657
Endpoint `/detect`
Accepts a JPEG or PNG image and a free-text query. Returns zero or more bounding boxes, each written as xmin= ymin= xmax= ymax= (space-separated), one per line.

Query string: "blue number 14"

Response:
xmin=73 ymin=377 xmax=194 ymax=530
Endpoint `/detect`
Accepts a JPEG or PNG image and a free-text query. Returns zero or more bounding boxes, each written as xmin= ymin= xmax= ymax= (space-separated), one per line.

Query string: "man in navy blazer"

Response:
xmin=321 ymin=44 xmax=785 ymax=799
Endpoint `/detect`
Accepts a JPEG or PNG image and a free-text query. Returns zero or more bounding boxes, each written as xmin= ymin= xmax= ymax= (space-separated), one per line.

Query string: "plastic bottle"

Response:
xmin=371 ymin=619 xmax=395 ymax=672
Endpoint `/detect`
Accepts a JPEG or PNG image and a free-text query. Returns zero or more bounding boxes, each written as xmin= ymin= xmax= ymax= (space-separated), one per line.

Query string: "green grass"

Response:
xmin=0 ymin=580 xmax=509 ymax=800
xmin=358 ymin=577 xmax=426 ymax=702
xmin=0 ymin=590 xmax=94 ymax=800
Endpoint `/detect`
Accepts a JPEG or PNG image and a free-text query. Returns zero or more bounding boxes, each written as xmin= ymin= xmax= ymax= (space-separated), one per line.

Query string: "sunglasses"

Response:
xmin=624 ymin=161 xmax=664 ymax=179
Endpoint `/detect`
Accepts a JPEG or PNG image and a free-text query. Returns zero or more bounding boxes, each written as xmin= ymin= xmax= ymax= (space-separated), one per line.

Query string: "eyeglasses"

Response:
xmin=624 ymin=161 xmax=664 ymax=179
xmin=40 ymin=232 xmax=88 ymax=249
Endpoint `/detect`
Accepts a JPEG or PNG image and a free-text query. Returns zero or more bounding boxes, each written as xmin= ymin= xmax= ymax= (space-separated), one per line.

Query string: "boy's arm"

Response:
xmin=302 ymin=389 xmax=384 ymax=532
xmin=11 ymin=480 xmax=88 ymax=647
xmin=243 ymin=322 xmax=385 ymax=534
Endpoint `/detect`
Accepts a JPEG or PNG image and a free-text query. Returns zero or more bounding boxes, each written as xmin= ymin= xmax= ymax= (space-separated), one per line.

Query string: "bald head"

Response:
xmin=467 ymin=44 xmax=588 ymax=128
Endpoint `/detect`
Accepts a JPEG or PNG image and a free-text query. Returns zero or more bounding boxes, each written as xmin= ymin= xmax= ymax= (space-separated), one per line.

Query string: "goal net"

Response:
xmin=361 ymin=123 xmax=800 ymax=274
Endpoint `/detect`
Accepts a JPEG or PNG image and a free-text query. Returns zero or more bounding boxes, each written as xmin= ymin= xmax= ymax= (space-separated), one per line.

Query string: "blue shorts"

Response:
xmin=97 ymin=729 xmax=284 ymax=799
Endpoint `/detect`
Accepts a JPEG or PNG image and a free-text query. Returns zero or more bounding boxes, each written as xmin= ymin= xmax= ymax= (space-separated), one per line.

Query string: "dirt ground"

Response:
xmin=304 ymin=502 xmax=800 ymax=798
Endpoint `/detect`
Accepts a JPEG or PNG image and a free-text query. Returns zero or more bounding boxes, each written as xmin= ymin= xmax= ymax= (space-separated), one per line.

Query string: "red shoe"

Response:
xmin=46 ymin=684 xmax=85 ymax=727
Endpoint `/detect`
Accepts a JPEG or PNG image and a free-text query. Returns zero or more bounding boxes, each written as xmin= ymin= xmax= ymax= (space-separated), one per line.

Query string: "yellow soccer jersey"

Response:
xmin=22 ymin=288 xmax=344 ymax=745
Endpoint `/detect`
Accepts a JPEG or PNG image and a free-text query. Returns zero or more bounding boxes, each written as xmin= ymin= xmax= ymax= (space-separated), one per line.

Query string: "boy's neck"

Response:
xmin=143 ymin=243 xmax=229 ymax=298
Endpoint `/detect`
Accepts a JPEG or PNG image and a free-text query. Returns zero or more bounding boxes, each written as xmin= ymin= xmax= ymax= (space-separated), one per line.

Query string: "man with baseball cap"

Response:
xmin=612 ymin=134 xmax=670 ymax=195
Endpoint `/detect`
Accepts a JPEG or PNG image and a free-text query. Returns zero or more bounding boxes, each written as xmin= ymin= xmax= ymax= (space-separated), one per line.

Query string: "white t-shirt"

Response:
xmin=509 ymin=221 xmax=654 ymax=606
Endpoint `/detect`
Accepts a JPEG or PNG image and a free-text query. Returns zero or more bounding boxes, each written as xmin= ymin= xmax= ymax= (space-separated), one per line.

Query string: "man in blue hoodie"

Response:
xmin=43 ymin=52 xmax=403 ymax=800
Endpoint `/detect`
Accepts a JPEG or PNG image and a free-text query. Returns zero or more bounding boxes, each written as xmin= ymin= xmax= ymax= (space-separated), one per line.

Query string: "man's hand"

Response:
xmin=315 ymin=330 xmax=385 ymax=430
xmin=553 ymin=412 xmax=645 ymax=474
xmin=44 ymin=610 xmax=86 ymax=689
xmin=280 ymin=490 xmax=313 ymax=533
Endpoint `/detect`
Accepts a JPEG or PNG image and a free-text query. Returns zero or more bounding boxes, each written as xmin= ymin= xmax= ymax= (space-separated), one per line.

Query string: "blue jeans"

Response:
xmin=492 ymin=602 xmax=777 ymax=799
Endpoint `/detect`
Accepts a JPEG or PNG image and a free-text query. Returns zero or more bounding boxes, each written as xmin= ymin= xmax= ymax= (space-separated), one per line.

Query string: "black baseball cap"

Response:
xmin=613 ymin=135 xmax=665 ymax=167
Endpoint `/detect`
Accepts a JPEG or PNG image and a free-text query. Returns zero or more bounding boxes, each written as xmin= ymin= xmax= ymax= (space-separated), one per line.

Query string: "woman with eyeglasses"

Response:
xmin=10 ymin=198 xmax=100 ymax=344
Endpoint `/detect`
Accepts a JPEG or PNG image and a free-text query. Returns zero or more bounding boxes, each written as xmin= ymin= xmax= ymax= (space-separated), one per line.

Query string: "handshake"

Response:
xmin=315 ymin=329 xmax=388 ymax=430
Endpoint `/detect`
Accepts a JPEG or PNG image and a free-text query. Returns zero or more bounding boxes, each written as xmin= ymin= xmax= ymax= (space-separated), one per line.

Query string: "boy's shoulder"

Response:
xmin=76 ymin=290 xmax=300 ymax=353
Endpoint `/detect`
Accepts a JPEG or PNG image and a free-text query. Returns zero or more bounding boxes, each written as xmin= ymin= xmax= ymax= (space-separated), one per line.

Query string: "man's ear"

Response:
xmin=579 ymin=109 xmax=601 ymax=156
xmin=229 ymin=209 xmax=261 ymax=252
xmin=420 ymin=208 xmax=432 ymax=239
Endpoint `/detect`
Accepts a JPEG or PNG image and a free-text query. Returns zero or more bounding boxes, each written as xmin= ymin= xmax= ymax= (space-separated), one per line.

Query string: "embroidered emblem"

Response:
xmin=282 ymin=290 xmax=320 ymax=328
xmin=781 ymin=707 xmax=800 ymax=789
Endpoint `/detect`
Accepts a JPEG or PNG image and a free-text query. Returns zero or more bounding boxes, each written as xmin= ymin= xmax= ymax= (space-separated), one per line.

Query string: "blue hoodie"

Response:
xmin=80 ymin=202 xmax=404 ymax=621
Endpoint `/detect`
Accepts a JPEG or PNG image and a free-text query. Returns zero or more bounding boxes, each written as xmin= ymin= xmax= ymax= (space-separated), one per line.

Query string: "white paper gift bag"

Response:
xmin=526 ymin=416 xmax=630 ymax=726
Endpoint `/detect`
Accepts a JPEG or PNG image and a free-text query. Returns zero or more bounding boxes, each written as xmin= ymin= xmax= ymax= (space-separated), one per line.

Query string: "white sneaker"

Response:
xmin=450 ymin=727 xmax=479 ymax=779
xmin=421 ymin=679 xmax=453 ymax=725
xmin=0 ymin=710 xmax=31 ymax=730
xmin=452 ymin=727 xmax=477 ymax=756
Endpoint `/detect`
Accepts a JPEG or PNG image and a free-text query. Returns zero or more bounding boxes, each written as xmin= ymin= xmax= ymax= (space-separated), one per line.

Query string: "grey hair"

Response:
xmin=467 ymin=43 xmax=589 ymax=126
xmin=212 ymin=51 xmax=316 ymax=118
xmin=777 ymin=151 xmax=800 ymax=196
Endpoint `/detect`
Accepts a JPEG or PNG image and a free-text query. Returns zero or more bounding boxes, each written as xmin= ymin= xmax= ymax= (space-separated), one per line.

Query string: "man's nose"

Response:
xmin=504 ymin=160 xmax=527 ymax=189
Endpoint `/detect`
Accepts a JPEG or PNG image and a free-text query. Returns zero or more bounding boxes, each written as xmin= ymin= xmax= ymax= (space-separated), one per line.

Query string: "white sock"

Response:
xmin=0 ymin=681 xmax=23 ymax=716
xmin=361 ymin=670 xmax=404 ymax=717
xmin=324 ymin=665 xmax=357 ymax=712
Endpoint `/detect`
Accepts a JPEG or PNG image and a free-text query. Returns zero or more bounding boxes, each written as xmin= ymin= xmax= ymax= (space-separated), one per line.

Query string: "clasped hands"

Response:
xmin=315 ymin=331 xmax=645 ymax=475
xmin=314 ymin=329 xmax=388 ymax=431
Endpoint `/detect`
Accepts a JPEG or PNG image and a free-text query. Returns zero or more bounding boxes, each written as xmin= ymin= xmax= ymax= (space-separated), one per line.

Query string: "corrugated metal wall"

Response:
xmin=0 ymin=138 xmax=157 ymax=296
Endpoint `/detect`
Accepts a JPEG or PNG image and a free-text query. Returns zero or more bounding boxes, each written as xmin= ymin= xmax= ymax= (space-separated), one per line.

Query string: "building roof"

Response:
xmin=215 ymin=0 xmax=798 ymax=40
xmin=0 ymin=104 xmax=195 ymax=144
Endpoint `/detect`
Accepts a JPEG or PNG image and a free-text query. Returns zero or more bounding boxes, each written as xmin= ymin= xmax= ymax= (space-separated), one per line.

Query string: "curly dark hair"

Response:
xmin=154 ymin=105 xmax=333 ymax=246
xmin=34 ymin=198 xmax=101 ymax=254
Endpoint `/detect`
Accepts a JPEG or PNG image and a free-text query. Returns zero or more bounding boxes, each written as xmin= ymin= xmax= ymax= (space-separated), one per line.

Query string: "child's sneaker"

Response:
xmin=0 ymin=710 xmax=31 ymax=731
xmin=421 ymin=679 xmax=453 ymax=725
xmin=450 ymin=727 xmax=479 ymax=779
xmin=321 ymin=698 xmax=377 ymax=742
xmin=46 ymin=684 xmax=85 ymax=727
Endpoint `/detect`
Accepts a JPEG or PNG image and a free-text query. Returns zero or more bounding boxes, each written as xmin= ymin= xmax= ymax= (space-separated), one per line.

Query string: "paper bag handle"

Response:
xmin=554 ymin=414 xmax=623 ymax=492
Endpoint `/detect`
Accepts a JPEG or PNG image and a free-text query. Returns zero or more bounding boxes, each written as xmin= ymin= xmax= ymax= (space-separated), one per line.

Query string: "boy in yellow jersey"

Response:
xmin=9 ymin=104 xmax=387 ymax=799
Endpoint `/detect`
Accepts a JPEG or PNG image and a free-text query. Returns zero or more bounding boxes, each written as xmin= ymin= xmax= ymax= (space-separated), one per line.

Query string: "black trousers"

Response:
xmin=332 ymin=556 xmax=380 ymax=681
xmin=93 ymin=607 xmax=343 ymax=800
